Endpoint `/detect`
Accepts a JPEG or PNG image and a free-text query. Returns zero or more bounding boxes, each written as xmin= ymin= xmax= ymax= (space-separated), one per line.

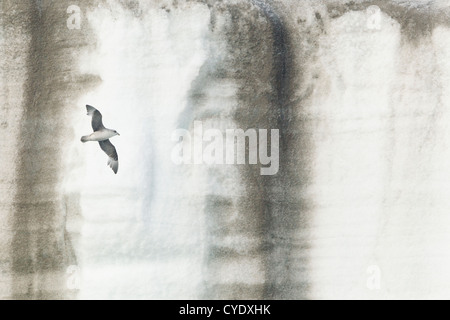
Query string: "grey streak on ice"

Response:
xmin=4 ymin=0 xmax=101 ymax=299
xmin=81 ymin=105 xmax=119 ymax=174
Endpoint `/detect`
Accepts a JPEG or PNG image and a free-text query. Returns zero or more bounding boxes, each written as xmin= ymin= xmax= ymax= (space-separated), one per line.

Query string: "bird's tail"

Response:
xmin=81 ymin=135 xmax=89 ymax=143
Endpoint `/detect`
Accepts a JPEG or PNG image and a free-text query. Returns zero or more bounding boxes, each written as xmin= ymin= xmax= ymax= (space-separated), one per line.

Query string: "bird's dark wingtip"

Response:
xmin=86 ymin=105 xmax=97 ymax=116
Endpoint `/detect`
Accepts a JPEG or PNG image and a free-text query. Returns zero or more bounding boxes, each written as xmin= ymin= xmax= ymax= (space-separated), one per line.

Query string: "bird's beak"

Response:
xmin=117 ymin=132 xmax=120 ymax=136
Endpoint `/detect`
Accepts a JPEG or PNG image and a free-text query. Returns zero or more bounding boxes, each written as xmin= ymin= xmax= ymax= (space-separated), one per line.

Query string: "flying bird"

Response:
xmin=81 ymin=105 xmax=120 ymax=174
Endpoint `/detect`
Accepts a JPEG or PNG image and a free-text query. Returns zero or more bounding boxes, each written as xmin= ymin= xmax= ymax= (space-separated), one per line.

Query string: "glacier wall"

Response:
xmin=1 ymin=0 xmax=450 ymax=299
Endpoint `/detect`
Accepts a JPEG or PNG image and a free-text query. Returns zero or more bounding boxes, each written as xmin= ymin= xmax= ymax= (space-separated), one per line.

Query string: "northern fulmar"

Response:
xmin=81 ymin=105 xmax=120 ymax=174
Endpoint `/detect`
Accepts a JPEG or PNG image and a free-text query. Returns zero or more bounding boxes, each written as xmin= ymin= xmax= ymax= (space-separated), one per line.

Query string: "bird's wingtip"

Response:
xmin=86 ymin=105 xmax=96 ymax=116
xmin=107 ymin=159 xmax=119 ymax=174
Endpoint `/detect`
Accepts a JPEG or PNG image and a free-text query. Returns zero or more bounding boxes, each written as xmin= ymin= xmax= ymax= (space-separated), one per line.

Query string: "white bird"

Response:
xmin=81 ymin=105 xmax=120 ymax=174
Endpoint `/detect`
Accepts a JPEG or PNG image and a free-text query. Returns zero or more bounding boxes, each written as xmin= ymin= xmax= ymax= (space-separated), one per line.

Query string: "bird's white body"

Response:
xmin=82 ymin=129 xmax=117 ymax=142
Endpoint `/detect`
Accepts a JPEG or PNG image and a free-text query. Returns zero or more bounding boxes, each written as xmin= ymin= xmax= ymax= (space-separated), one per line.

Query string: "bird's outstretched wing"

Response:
xmin=98 ymin=139 xmax=119 ymax=174
xmin=86 ymin=105 xmax=105 ymax=132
